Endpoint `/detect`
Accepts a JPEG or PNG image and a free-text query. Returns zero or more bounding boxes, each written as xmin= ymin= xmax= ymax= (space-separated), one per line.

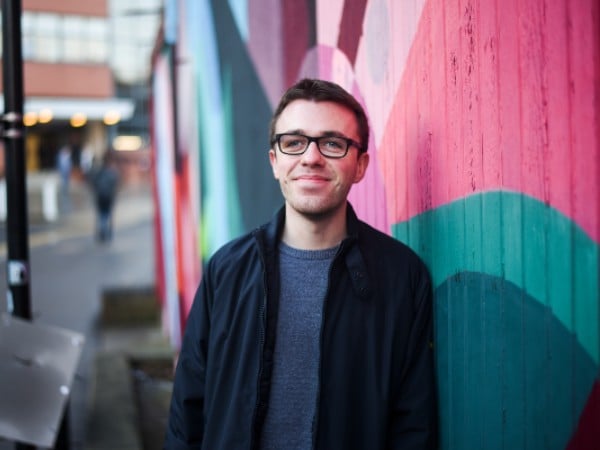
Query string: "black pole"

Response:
xmin=2 ymin=1 xmax=35 ymax=449
xmin=2 ymin=0 xmax=31 ymax=318
xmin=2 ymin=3 xmax=72 ymax=448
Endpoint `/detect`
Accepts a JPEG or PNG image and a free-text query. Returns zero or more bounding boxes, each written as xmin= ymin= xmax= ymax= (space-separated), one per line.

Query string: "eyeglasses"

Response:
xmin=273 ymin=133 xmax=363 ymax=159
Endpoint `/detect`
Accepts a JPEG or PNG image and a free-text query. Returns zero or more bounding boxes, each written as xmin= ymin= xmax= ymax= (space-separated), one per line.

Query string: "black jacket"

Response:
xmin=164 ymin=204 xmax=437 ymax=450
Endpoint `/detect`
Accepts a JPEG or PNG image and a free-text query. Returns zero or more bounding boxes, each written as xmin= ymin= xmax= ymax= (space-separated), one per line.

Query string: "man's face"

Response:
xmin=269 ymin=99 xmax=369 ymax=220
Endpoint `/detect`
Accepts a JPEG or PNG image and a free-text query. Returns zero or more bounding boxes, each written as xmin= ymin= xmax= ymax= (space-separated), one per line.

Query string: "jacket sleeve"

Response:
xmin=388 ymin=263 xmax=438 ymax=449
xmin=163 ymin=278 xmax=212 ymax=450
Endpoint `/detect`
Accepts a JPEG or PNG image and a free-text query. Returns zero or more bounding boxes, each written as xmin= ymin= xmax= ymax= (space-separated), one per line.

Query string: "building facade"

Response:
xmin=0 ymin=0 xmax=137 ymax=177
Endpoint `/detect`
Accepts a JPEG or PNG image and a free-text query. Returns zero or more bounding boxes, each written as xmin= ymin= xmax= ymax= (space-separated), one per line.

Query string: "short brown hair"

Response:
xmin=269 ymin=78 xmax=369 ymax=152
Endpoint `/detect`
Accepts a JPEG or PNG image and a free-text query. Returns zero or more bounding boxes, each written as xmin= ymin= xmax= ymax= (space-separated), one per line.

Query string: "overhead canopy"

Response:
xmin=1 ymin=96 xmax=135 ymax=121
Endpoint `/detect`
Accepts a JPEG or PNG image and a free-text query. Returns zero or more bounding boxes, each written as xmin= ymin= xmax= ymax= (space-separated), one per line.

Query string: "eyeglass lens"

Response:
xmin=278 ymin=134 xmax=349 ymax=158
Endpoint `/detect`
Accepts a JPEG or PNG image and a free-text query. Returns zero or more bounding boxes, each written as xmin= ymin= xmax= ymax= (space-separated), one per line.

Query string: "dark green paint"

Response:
xmin=392 ymin=191 xmax=599 ymax=364
xmin=435 ymin=272 xmax=597 ymax=449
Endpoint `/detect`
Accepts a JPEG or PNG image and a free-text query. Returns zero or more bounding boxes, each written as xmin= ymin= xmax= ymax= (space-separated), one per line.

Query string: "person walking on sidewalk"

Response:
xmin=164 ymin=78 xmax=437 ymax=450
xmin=89 ymin=151 xmax=120 ymax=242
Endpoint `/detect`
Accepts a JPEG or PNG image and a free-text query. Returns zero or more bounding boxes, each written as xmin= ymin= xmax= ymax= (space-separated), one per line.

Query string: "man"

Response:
xmin=89 ymin=152 xmax=119 ymax=242
xmin=164 ymin=78 xmax=437 ymax=450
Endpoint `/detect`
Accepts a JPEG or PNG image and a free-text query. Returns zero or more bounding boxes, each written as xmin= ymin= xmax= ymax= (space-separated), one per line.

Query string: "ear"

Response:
xmin=352 ymin=152 xmax=369 ymax=183
xmin=269 ymin=149 xmax=279 ymax=180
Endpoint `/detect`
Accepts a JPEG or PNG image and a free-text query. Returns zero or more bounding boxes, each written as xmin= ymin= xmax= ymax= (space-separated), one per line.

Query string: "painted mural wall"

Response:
xmin=151 ymin=0 xmax=599 ymax=447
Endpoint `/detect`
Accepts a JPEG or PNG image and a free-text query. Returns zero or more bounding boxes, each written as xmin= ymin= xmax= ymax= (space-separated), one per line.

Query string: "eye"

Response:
xmin=320 ymin=137 xmax=345 ymax=150
xmin=280 ymin=135 xmax=307 ymax=151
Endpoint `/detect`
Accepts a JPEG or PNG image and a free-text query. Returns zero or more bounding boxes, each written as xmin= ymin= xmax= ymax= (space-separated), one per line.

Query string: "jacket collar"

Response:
xmin=258 ymin=203 xmax=373 ymax=300
xmin=260 ymin=202 xmax=361 ymax=245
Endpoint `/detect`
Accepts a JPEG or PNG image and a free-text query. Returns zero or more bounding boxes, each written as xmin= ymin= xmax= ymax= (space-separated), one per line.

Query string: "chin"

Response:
xmin=289 ymin=199 xmax=345 ymax=219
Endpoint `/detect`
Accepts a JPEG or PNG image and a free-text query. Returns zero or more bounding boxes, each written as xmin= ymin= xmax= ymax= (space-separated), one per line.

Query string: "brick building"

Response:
xmin=0 ymin=0 xmax=137 ymax=176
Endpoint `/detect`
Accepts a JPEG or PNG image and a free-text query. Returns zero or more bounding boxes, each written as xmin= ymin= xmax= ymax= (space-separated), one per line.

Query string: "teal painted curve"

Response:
xmin=391 ymin=190 xmax=599 ymax=365
xmin=435 ymin=272 xmax=597 ymax=449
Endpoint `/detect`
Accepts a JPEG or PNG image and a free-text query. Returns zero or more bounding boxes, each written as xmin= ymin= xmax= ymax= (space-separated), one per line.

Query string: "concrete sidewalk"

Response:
xmin=0 ymin=178 xmax=155 ymax=255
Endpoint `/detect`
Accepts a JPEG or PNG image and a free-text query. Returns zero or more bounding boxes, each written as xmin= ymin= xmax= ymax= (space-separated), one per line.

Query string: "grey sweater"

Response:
xmin=260 ymin=242 xmax=338 ymax=450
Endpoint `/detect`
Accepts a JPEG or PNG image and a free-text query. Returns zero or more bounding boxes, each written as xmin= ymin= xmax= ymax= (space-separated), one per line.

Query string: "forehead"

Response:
xmin=275 ymin=100 xmax=358 ymax=137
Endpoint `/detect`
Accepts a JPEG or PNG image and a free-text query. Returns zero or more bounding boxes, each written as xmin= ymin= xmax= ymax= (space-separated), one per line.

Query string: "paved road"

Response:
xmin=0 ymin=181 xmax=156 ymax=449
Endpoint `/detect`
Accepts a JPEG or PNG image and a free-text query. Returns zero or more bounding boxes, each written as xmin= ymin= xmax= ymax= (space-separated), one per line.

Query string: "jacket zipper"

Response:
xmin=250 ymin=246 xmax=268 ymax=450
xmin=311 ymin=242 xmax=346 ymax=449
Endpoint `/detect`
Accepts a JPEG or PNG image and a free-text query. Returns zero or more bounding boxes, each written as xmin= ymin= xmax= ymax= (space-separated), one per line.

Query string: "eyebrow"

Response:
xmin=279 ymin=129 xmax=352 ymax=139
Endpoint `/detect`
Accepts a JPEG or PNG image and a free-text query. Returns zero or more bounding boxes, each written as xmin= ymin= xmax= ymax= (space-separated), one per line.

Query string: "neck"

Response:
xmin=281 ymin=203 xmax=348 ymax=250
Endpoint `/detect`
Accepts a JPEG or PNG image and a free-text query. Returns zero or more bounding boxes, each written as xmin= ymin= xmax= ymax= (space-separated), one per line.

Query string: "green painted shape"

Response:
xmin=392 ymin=190 xmax=599 ymax=365
xmin=193 ymin=41 xmax=243 ymax=258
xmin=220 ymin=67 xmax=243 ymax=239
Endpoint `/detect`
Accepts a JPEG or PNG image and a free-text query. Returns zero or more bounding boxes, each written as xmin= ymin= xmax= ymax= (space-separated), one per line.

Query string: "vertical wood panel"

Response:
xmin=496 ymin=0 xmax=526 ymax=442
xmin=544 ymin=0 xmax=574 ymax=320
xmin=478 ymin=0 xmax=505 ymax=444
xmin=544 ymin=0 xmax=578 ymax=438
xmin=517 ymin=0 xmax=550 ymax=445
xmin=462 ymin=0 xmax=485 ymax=445
xmin=442 ymin=2 xmax=463 ymax=447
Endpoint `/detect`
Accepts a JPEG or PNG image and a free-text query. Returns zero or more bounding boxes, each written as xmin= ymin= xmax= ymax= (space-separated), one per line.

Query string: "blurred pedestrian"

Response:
xmin=56 ymin=144 xmax=72 ymax=210
xmin=89 ymin=152 xmax=119 ymax=242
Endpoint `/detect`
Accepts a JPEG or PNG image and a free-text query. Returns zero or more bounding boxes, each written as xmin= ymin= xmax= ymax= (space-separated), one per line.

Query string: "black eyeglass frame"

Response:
xmin=272 ymin=133 xmax=364 ymax=159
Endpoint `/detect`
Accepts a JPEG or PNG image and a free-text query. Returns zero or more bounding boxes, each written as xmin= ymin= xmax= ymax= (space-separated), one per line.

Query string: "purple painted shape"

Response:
xmin=247 ymin=0 xmax=284 ymax=107
xmin=336 ymin=0 xmax=368 ymax=66
xmin=567 ymin=381 xmax=600 ymax=450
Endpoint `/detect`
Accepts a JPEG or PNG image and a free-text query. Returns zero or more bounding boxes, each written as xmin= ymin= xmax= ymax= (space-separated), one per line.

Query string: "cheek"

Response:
xmin=340 ymin=164 xmax=361 ymax=185
xmin=269 ymin=152 xmax=280 ymax=179
xmin=273 ymin=161 xmax=287 ymax=181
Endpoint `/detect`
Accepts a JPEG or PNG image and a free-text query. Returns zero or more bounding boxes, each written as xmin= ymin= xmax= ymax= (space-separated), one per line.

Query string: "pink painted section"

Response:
xmin=353 ymin=0 xmax=428 ymax=150
xmin=176 ymin=1 xmax=202 ymax=321
xmin=299 ymin=45 xmax=390 ymax=234
xmin=174 ymin=158 xmax=202 ymax=325
xmin=247 ymin=0 xmax=284 ymax=107
xmin=376 ymin=0 xmax=599 ymax=242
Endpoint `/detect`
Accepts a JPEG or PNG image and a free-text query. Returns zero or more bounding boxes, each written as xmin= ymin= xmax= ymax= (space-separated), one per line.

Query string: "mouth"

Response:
xmin=294 ymin=173 xmax=330 ymax=182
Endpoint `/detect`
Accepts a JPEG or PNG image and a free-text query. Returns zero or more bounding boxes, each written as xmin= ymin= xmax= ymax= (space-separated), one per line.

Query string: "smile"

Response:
xmin=294 ymin=174 xmax=330 ymax=182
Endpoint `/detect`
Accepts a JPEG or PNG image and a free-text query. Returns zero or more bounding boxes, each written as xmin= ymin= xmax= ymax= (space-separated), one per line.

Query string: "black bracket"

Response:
xmin=1 ymin=111 xmax=23 ymax=139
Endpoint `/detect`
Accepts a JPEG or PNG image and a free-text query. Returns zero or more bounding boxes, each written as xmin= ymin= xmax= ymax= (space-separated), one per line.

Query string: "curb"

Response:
xmin=85 ymin=352 xmax=143 ymax=450
xmin=85 ymin=286 xmax=174 ymax=450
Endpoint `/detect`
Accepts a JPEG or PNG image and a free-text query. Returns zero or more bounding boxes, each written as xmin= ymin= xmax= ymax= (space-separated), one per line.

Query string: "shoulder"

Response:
xmin=346 ymin=204 xmax=424 ymax=267
xmin=358 ymin=221 xmax=420 ymax=259
xmin=204 ymin=231 xmax=261 ymax=278
xmin=209 ymin=231 xmax=255 ymax=260
xmin=204 ymin=207 xmax=281 ymax=277
xmin=355 ymin=220 xmax=430 ymax=281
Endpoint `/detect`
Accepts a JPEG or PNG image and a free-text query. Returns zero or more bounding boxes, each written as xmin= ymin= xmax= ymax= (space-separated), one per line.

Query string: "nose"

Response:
xmin=300 ymin=140 xmax=324 ymax=164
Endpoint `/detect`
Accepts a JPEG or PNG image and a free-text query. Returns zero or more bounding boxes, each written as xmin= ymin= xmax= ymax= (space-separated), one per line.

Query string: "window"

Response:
xmin=20 ymin=12 xmax=109 ymax=65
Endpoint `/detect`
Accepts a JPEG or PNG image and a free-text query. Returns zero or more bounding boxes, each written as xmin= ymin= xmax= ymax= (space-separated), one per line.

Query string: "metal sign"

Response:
xmin=0 ymin=314 xmax=84 ymax=448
